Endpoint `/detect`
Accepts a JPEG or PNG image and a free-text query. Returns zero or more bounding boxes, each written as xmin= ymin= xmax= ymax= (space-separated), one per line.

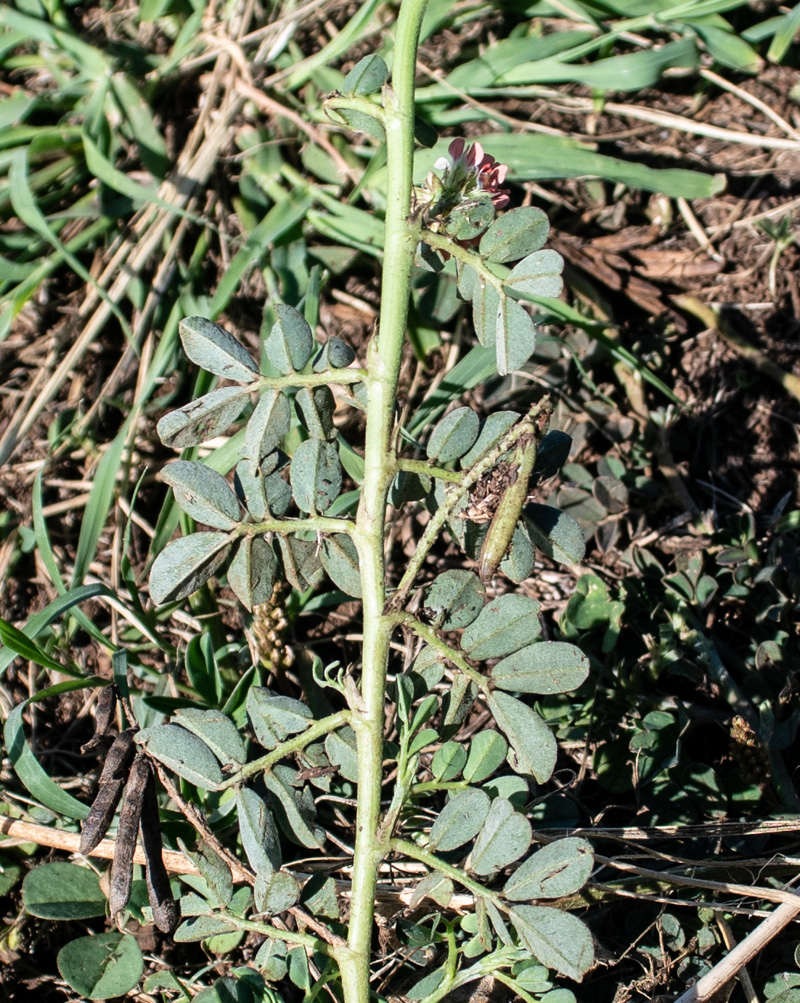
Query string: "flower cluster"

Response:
xmin=415 ymin=138 xmax=510 ymax=224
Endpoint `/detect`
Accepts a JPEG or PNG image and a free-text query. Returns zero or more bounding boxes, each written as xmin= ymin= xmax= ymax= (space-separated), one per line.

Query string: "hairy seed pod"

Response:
xmin=478 ymin=432 xmax=538 ymax=580
xmin=109 ymin=754 xmax=149 ymax=919
xmin=81 ymin=685 xmax=118 ymax=753
xmin=80 ymin=729 xmax=137 ymax=855
xmin=139 ymin=765 xmax=178 ymax=933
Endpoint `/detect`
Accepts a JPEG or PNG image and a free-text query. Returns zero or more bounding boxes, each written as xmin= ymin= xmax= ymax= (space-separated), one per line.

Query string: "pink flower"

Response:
xmin=415 ymin=138 xmax=510 ymax=223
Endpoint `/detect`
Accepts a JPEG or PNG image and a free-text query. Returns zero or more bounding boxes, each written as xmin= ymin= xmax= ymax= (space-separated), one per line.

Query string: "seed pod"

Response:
xmin=139 ymin=765 xmax=178 ymax=933
xmin=109 ymin=754 xmax=149 ymax=919
xmin=478 ymin=432 xmax=538 ymax=580
xmin=80 ymin=729 xmax=137 ymax=855
xmin=81 ymin=685 xmax=118 ymax=753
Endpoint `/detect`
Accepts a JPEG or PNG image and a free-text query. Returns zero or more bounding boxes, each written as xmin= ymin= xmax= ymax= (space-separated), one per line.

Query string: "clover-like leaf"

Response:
xmin=491 ymin=640 xmax=589 ymax=695
xmin=488 ymin=691 xmax=556 ymax=784
xmin=162 ymin=461 xmax=241 ymax=530
xmin=342 ymin=53 xmax=389 ymax=95
xmin=136 ymin=724 xmax=224 ymax=790
xmin=227 ymin=536 xmax=276 ymax=612
xmin=423 ymin=569 xmax=485 ymax=629
xmin=320 ymin=534 xmax=362 ymax=597
xmin=264 ymin=304 xmax=313 ymax=374
xmin=23 ymin=863 xmax=106 ymax=920
xmin=57 ymin=932 xmax=143 ymax=1000
xmin=480 ymin=206 xmax=550 ymax=264
xmin=157 ymin=387 xmax=250 ymax=448
xmin=509 ymin=905 xmax=594 ymax=981
xmin=431 ymin=741 xmax=467 ymax=782
xmin=503 ymin=837 xmax=594 ymax=901
xmin=179 ymin=316 xmax=260 ymax=383
xmin=461 ymin=594 xmax=542 ymax=659
xmin=290 ymin=438 xmax=342 ymax=512
xmin=445 ymin=195 xmax=495 ymax=241
xmin=174 ymin=708 xmax=247 ymax=765
xmin=525 ymin=504 xmax=586 ymax=566
xmin=149 ymin=532 xmax=232 ymax=605
xmin=506 ymin=249 xmax=564 ymax=299
xmin=429 ymin=787 xmax=491 ymax=851
xmin=296 ymin=385 xmax=337 ymax=441
xmin=426 ymin=406 xmax=480 ymax=464
xmin=470 ymin=797 xmax=532 ymax=876
xmin=246 ymin=389 xmax=291 ymax=471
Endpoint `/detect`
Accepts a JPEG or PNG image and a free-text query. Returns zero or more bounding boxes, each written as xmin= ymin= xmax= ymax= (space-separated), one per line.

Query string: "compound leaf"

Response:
xmin=264 ymin=304 xmax=313 ymax=374
xmin=491 ymin=641 xmax=590 ymax=695
xmin=136 ymin=724 xmax=224 ymax=790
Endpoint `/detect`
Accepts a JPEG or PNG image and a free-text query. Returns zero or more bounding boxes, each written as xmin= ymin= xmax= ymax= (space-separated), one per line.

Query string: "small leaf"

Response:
xmin=342 ymin=53 xmax=389 ymax=95
xmin=179 ymin=841 xmax=232 ymax=909
xmin=247 ymin=688 xmax=313 ymax=751
xmin=470 ymin=277 xmax=502 ymax=349
xmin=174 ymin=915 xmax=236 ymax=942
xmin=296 ymin=385 xmax=337 ymax=441
xmin=423 ymin=569 xmax=485 ymax=629
xmin=174 ymin=708 xmax=247 ymax=765
xmin=263 ymin=771 xmax=324 ymax=849
xmin=461 ymin=594 xmax=542 ymax=659
xmin=532 ymin=430 xmax=572 ymax=483
xmin=320 ymin=534 xmax=362 ymax=597
xmin=265 ymin=467 xmax=292 ymax=516
xmin=509 ymin=905 xmax=594 ymax=980
xmin=246 ymin=389 xmax=291 ymax=470
xmin=227 ymin=536 xmax=277 ymax=612
xmin=491 ymin=641 xmax=590 ymax=695
xmin=488 ymin=691 xmax=556 ymax=784
xmin=498 ymin=522 xmax=536 ymax=583
xmin=470 ymin=798 xmax=532 ymax=876
xmin=149 ymin=533 xmax=232 ymax=605
xmin=460 ymin=411 xmax=521 ymax=467
xmin=301 ymin=874 xmax=340 ymax=918
xmin=235 ymin=461 xmax=267 ymax=521
xmin=410 ymin=872 xmax=453 ymax=909
xmin=237 ymin=787 xmax=281 ymax=876
xmin=445 ymin=195 xmax=495 ymax=241
xmin=290 ymin=438 xmax=342 ymax=513
xmin=314 ymin=337 xmax=356 ymax=371
xmin=57 ymin=932 xmax=144 ymax=1000
xmin=264 ymin=304 xmax=313 ymax=374
xmin=496 ymin=294 xmax=536 ymax=376
xmin=179 ymin=316 xmax=259 ymax=383
xmin=480 ymin=207 xmax=550 ymax=263
xmin=463 ymin=731 xmax=508 ymax=783
xmin=277 ymin=535 xmax=325 ymax=592
xmin=256 ymin=870 xmax=300 ymax=914
xmin=23 ymin=863 xmax=105 ymax=920
xmin=504 ymin=837 xmax=594 ymax=901
xmin=157 ymin=387 xmax=250 ymax=448
xmin=506 ymin=249 xmax=564 ymax=298
xmin=431 ymin=741 xmax=467 ymax=781
xmin=429 ymin=787 xmax=491 ymax=851
xmin=162 ymin=461 xmax=241 ymax=530
xmin=426 ymin=406 xmax=480 ymax=464
xmin=525 ymin=504 xmax=586 ymax=565
xmin=408 ymin=965 xmax=446 ymax=1000
xmin=137 ymin=724 xmax=224 ymax=790
xmin=325 ymin=726 xmax=359 ymax=782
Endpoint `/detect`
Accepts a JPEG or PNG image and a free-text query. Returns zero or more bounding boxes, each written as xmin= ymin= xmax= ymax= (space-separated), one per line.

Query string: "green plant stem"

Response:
xmin=390 ymin=837 xmax=503 ymax=908
xmin=338 ymin=1 xmax=429 ymax=999
xmin=255 ymin=368 xmax=367 ymax=390
xmin=245 ymin=516 xmax=356 ymax=538
xmin=396 ymin=457 xmax=463 ymax=483
xmin=217 ymin=710 xmax=351 ymax=789
xmin=393 ymin=612 xmax=488 ymax=695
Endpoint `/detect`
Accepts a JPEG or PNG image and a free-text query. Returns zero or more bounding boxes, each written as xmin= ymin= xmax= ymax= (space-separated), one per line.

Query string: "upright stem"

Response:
xmin=339 ymin=1 xmax=428 ymax=1000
